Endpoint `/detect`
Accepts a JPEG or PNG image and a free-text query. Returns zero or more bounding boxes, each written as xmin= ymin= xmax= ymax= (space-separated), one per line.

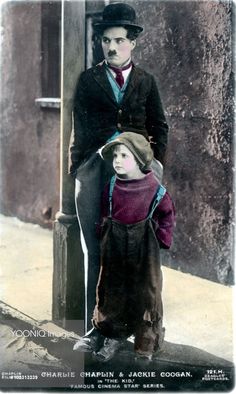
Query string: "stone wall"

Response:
xmin=126 ymin=0 xmax=234 ymax=284
xmin=0 ymin=1 xmax=60 ymax=228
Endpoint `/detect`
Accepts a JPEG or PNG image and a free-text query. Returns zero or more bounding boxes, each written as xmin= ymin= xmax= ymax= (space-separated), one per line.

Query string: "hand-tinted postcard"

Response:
xmin=0 ymin=0 xmax=234 ymax=392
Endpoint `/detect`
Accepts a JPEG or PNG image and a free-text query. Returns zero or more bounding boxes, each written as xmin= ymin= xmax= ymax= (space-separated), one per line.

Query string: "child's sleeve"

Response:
xmin=152 ymin=191 xmax=176 ymax=249
xmin=95 ymin=183 xmax=110 ymax=238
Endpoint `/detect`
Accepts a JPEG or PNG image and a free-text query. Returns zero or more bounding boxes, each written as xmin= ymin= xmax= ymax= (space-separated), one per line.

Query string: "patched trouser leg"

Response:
xmin=134 ymin=318 xmax=165 ymax=356
xmin=134 ymin=262 xmax=164 ymax=356
xmin=75 ymin=153 xmax=113 ymax=331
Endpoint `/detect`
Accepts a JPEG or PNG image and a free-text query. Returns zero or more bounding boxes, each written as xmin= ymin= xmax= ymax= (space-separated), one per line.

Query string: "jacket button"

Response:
xmin=117 ymin=123 xmax=122 ymax=128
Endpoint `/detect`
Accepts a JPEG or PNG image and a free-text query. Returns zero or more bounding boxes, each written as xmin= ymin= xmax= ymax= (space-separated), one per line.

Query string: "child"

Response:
xmin=74 ymin=132 xmax=175 ymax=362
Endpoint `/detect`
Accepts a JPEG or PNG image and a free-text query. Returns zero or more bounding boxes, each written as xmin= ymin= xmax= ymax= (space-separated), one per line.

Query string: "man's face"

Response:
xmin=102 ymin=26 xmax=136 ymax=67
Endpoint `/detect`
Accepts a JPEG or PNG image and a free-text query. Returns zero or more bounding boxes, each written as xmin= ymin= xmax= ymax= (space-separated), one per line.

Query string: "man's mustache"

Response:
xmin=108 ymin=50 xmax=117 ymax=56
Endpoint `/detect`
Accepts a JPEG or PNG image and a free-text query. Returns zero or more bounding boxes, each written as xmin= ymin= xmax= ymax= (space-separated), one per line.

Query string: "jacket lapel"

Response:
xmin=121 ymin=66 xmax=142 ymax=104
xmin=92 ymin=62 xmax=117 ymax=105
xmin=92 ymin=62 xmax=143 ymax=106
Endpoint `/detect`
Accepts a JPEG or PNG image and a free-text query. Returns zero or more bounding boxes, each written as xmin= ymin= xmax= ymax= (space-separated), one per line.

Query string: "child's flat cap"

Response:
xmin=102 ymin=132 xmax=153 ymax=170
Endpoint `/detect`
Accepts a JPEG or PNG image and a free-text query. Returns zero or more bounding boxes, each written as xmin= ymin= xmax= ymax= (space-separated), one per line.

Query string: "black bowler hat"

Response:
xmin=93 ymin=3 xmax=143 ymax=33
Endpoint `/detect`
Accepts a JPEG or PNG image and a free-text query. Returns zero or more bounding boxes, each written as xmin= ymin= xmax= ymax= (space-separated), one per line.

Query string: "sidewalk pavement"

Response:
xmin=0 ymin=213 xmax=234 ymax=363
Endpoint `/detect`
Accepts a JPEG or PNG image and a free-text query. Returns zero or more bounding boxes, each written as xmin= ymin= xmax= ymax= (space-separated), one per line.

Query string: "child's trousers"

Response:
xmin=93 ymin=217 xmax=165 ymax=356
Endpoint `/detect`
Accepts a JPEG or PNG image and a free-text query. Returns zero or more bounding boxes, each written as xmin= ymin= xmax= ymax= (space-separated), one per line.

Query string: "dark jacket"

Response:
xmin=69 ymin=61 xmax=169 ymax=176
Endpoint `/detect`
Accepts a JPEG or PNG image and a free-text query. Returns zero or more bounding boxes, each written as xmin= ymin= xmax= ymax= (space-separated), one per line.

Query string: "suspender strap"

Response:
xmin=108 ymin=175 xmax=116 ymax=217
xmin=148 ymin=184 xmax=166 ymax=219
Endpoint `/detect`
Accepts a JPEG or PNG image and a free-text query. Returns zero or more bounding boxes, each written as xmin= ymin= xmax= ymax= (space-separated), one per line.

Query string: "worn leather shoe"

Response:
xmin=94 ymin=338 xmax=124 ymax=362
xmin=135 ymin=353 xmax=152 ymax=363
xmin=73 ymin=328 xmax=104 ymax=352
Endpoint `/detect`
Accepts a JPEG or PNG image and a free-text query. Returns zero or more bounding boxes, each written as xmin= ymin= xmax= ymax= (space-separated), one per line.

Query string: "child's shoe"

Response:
xmin=93 ymin=338 xmax=124 ymax=362
xmin=134 ymin=352 xmax=152 ymax=364
xmin=73 ymin=328 xmax=104 ymax=352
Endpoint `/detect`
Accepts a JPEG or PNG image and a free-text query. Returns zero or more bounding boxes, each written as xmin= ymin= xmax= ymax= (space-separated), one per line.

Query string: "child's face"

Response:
xmin=112 ymin=144 xmax=144 ymax=179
